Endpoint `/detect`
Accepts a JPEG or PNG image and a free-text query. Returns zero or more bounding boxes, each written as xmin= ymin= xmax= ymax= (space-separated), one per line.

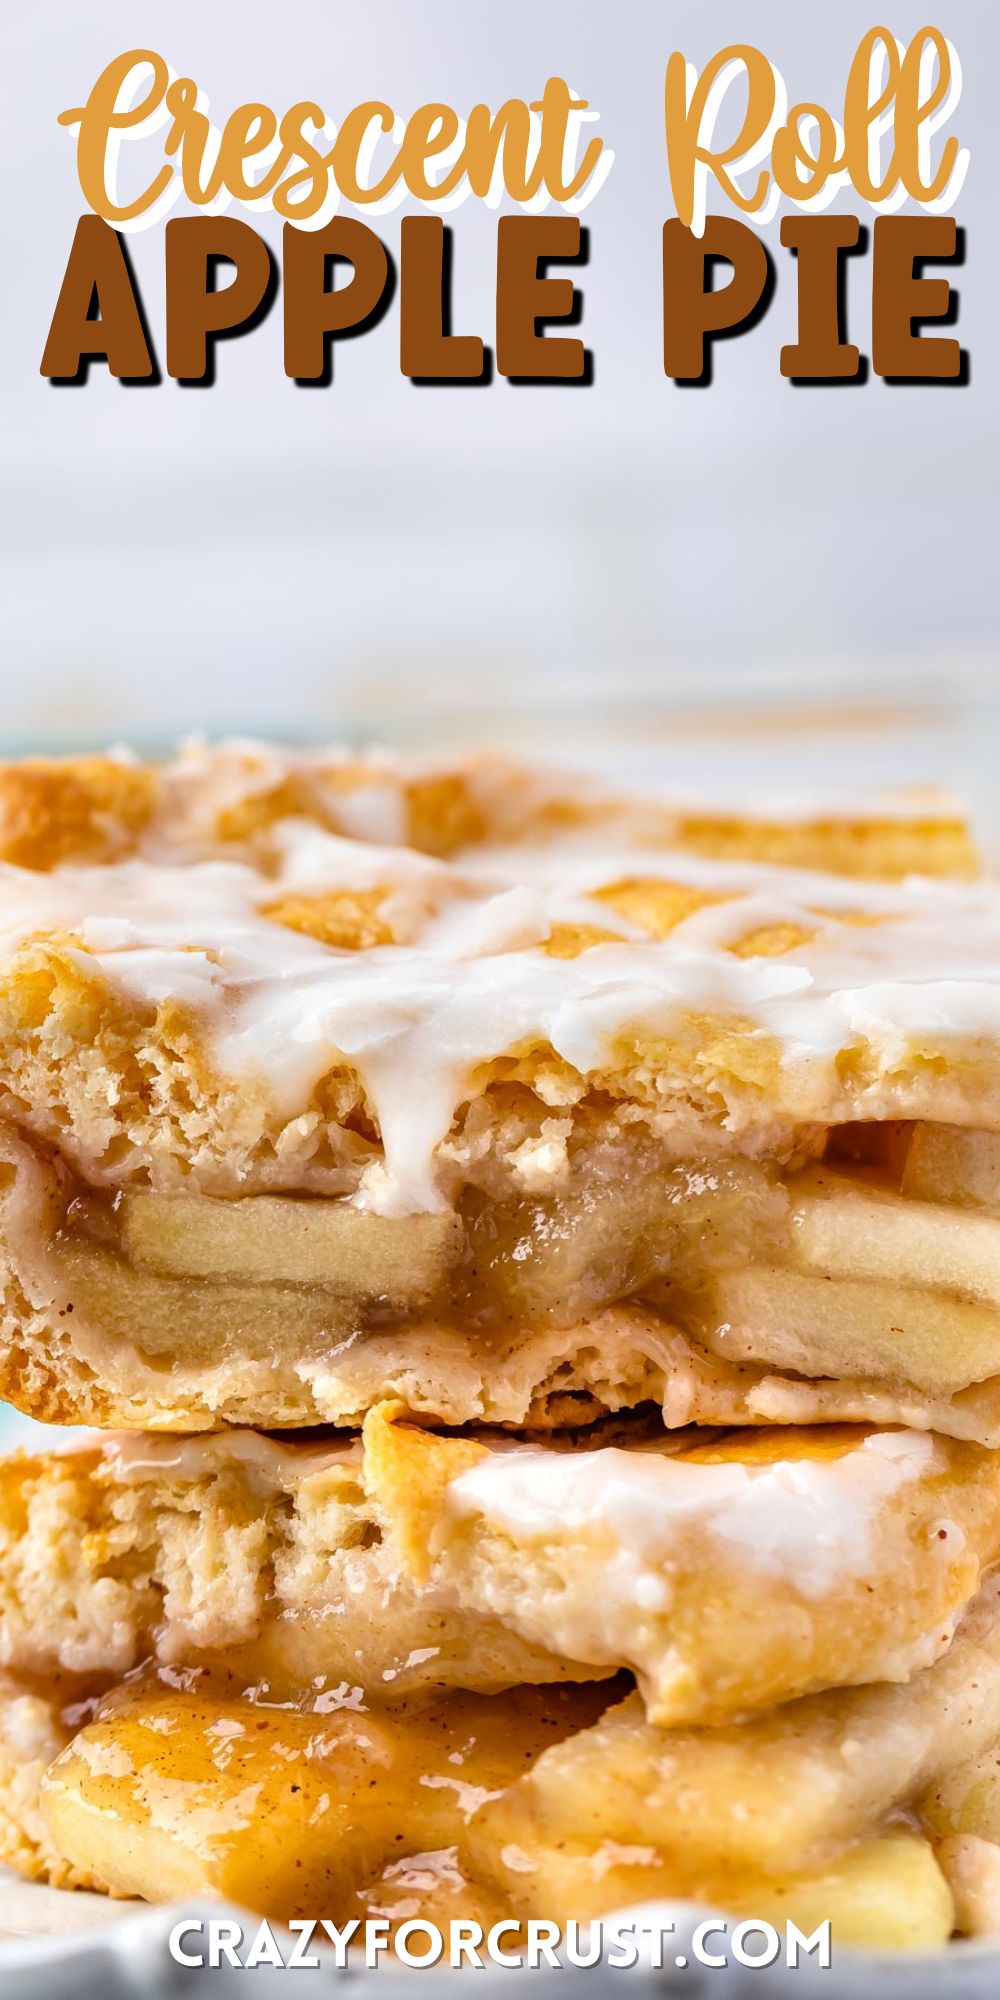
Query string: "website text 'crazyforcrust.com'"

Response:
xmin=169 ymin=1915 xmax=834 ymax=1971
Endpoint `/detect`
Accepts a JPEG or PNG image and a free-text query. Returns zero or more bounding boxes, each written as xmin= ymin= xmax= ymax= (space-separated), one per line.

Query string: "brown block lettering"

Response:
xmin=166 ymin=217 xmax=274 ymax=381
xmin=873 ymin=217 xmax=962 ymax=380
xmin=663 ymin=217 xmax=772 ymax=382
xmin=41 ymin=217 xmax=155 ymax=380
xmin=497 ymin=217 xmax=587 ymax=380
xmin=284 ymin=220 xmax=390 ymax=381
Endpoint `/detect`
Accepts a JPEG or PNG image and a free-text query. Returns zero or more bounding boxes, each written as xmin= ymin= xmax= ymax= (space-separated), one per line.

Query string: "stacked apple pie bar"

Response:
xmin=1 ymin=741 xmax=1000 ymax=1947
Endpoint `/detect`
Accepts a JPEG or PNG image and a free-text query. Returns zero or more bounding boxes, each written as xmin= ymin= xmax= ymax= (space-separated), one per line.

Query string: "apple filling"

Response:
xmin=665 ymin=1125 xmax=1000 ymax=1400
xmin=84 ymin=1155 xmax=783 ymax=1336
xmin=20 ymin=1605 xmax=996 ymax=1950
xmin=3 ymin=1142 xmax=785 ymax=1377
xmin=464 ymin=1573 xmax=1000 ymax=1947
xmin=5 ymin=1116 xmax=1000 ymax=1419
xmin=38 ymin=1677 xmax=614 ymax=1923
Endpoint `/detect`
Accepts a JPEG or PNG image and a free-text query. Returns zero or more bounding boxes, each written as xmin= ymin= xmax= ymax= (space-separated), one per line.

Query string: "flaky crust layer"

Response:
xmin=0 ymin=741 xmax=985 ymax=1216
xmin=3 ymin=1418 xmax=999 ymax=1728
xmin=0 ymin=1430 xmax=581 ymax=1704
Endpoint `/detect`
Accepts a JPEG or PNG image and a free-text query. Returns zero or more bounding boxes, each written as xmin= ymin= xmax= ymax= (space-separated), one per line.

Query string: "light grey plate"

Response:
xmin=1 ymin=1881 xmax=999 ymax=1996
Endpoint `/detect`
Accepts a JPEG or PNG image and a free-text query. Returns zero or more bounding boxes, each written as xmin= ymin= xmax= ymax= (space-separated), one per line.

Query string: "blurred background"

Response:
xmin=1 ymin=0 xmax=996 ymax=802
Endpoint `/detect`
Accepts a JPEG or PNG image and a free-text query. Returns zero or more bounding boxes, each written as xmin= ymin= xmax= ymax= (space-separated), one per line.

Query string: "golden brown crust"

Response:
xmin=265 ymin=886 xmax=400 ymax=949
xmin=664 ymin=808 xmax=976 ymax=880
xmin=0 ymin=1432 xmax=583 ymax=1701
xmin=0 ymin=742 xmax=983 ymax=1218
xmin=362 ymin=1407 xmax=1000 ymax=1725
xmin=0 ymin=743 xmax=975 ymax=874
xmin=4 ymin=1419 xmax=999 ymax=1728
xmin=0 ymin=758 xmax=156 ymax=871
xmin=362 ymin=1402 xmax=488 ymax=1580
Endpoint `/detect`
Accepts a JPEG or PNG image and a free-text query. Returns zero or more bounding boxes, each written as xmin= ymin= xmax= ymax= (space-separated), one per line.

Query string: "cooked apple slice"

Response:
xmin=469 ymin=1577 xmax=1000 ymax=1896
xmin=724 ymin=1835 xmax=954 ymax=1952
xmin=40 ymin=1685 xmax=955 ymax=1947
xmin=42 ymin=1693 xmax=404 ymax=1914
xmin=55 ymin=1238 xmax=357 ymax=1361
xmin=696 ymin=1264 xmax=1000 ymax=1395
xmin=934 ymin=1836 xmax=1000 ymax=1938
xmin=918 ymin=1756 xmax=1000 ymax=1933
xmin=119 ymin=1189 xmax=461 ymax=1301
xmin=920 ymin=1742 xmax=1000 ymax=1846
xmin=471 ymin=1827 xmax=952 ymax=1949
xmin=788 ymin=1164 xmax=1000 ymax=1309
xmin=41 ymin=1684 xmax=606 ymax=1918
xmin=903 ymin=1126 xmax=1000 ymax=1215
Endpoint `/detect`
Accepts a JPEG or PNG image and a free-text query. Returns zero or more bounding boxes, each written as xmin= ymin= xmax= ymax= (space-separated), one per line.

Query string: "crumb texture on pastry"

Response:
xmin=1 ymin=1419 xmax=998 ymax=1728
xmin=0 ymin=741 xmax=986 ymax=1220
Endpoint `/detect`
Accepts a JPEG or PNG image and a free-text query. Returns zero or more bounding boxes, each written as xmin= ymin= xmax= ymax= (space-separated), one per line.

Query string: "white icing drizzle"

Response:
xmin=160 ymin=738 xmax=961 ymax=832
xmin=101 ymin=1429 xmax=357 ymax=1487
xmin=445 ymin=1430 xmax=937 ymax=1599
xmin=0 ymin=764 xmax=992 ymax=1212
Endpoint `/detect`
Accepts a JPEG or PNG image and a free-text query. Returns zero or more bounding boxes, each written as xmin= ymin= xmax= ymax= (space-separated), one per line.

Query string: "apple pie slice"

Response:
xmin=1 ymin=1422 xmax=1000 ymax=1945
xmin=0 ymin=744 xmax=994 ymax=1436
